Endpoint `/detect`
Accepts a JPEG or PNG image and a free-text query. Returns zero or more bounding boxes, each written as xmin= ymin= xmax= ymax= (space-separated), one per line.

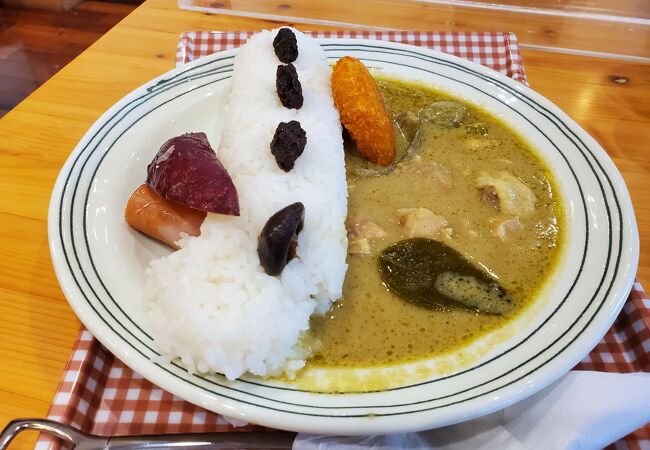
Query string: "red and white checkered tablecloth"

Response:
xmin=36 ymin=31 xmax=649 ymax=450
xmin=176 ymin=31 xmax=527 ymax=84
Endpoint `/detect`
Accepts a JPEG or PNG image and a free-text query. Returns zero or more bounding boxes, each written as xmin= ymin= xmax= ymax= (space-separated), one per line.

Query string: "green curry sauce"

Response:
xmin=307 ymin=77 xmax=562 ymax=368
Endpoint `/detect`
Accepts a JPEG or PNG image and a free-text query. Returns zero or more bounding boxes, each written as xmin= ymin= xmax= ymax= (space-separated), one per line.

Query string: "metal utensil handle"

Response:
xmin=1 ymin=418 xmax=296 ymax=450
xmin=0 ymin=418 xmax=100 ymax=449
xmin=107 ymin=431 xmax=296 ymax=449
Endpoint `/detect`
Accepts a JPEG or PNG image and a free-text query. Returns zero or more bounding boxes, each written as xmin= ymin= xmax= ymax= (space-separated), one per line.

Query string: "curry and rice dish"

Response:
xmin=309 ymin=79 xmax=560 ymax=367
xmin=123 ymin=27 xmax=562 ymax=385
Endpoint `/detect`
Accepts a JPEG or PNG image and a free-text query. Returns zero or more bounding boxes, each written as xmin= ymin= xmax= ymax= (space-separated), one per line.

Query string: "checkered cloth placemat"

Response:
xmin=176 ymin=31 xmax=527 ymax=84
xmin=36 ymin=31 xmax=648 ymax=450
xmin=38 ymin=330 xmax=264 ymax=438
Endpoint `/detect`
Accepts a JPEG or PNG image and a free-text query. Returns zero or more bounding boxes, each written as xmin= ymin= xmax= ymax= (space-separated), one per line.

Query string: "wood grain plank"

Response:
xmin=0 ymin=288 xmax=79 ymax=450
xmin=0 ymin=74 xmax=41 ymax=110
xmin=1 ymin=2 xmax=133 ymax=31
xmin=0 ymin=213 xmax=67 ymax=301
xmin=0 ymin=49 xmax=69 ymax=85
xmin=176 ymin=0 xmax=650 ymax=57
xmin=75 ymin=0 xmax=138 ymax=13
xmin=448 ymin=0 xmax=650 ymax=20
xmin=521 ymin=49 xmax=650 ymax=161
xmin=0 ymin=0 xmax=648 ymax=445
xmin=0 ymin=111 xmax=87 ymax=219
xmin=0 ymin=1 xmax=135 ymax=117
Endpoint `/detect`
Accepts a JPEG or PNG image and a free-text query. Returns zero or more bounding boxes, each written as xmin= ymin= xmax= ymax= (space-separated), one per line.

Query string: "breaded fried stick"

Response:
xmin=331 ymin=56 xmax=396 ymax=166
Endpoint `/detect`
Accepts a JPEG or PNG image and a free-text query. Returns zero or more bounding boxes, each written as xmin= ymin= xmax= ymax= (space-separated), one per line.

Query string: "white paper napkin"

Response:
xmin=293 ymin=371 xmax=650 ymax=450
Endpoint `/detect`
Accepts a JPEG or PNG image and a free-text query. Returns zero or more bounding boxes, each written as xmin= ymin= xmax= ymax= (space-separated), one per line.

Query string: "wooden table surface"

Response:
xmin=0 ymin=0 xmax=648 ymax=447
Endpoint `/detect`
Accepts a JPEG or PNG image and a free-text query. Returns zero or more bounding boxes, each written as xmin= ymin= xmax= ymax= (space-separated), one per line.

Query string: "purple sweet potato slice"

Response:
xmin=146 ymin=132 xmax=239 ymax=216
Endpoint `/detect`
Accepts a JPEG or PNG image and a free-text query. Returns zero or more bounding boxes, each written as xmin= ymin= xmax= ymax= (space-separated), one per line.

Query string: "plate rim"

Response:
xmin=48 ymin=37 xmax=639 ymax=434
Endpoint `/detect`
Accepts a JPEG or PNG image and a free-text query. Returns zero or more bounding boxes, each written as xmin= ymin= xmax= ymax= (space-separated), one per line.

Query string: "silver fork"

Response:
xmin=0 ymin=419 xmax=296 ymax=449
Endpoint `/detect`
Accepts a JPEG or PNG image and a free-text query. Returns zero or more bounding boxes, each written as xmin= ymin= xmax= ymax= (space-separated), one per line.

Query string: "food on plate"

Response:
xmin=395 ymin=207 xmax=449 ymax=239
xmin=378 ymin=238 xmax=512 ymax=315
xmin=257 ymin=202 xmax=305 ymax=275
xmin=273 ymin=27 xmax=298 ymax=63
xmin=309 ymin=78 xmax=560 ymax=368
xmin=395 ymin=111 xmax=420 ymax=144
xmin=420 ymin=100 xmax=468 ymax=129
xmin=490 ymin=215 xmax=524 ymax=241
xmin=276 ymin=63 xmax=303 ymax=109
xmin=331 ymin=56 xmax=396 ymax=166
xmin=125 ymin=29 xmax=561 ymax=383
xmin=125 ymin=184 xmax=206 ymax=249
xmin=346 ymin=213 xmax=387 ymax=256
xmin=146 ymin=132 xmax=239 ymax=215
xmin=142 ymin=28 xmax=347 ymax=380
xmin=477 ymin=171 xmax=536 ymax=217
xmin=270 ymin=120 xmax=307 ymax=171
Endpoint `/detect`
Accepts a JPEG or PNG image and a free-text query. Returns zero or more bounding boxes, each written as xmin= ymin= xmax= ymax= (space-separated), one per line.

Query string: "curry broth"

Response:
xmin=308 ymin=78 xmax=561 ymax=368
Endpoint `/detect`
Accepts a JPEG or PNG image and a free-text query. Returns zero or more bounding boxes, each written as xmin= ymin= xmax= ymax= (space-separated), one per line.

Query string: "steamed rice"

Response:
xmin=144 ymin=28 xmax=347 ymax=380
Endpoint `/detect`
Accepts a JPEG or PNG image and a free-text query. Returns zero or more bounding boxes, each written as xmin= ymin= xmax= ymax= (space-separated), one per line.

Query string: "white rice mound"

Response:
xmin=144 ymin=28 xmax=348 ymax=381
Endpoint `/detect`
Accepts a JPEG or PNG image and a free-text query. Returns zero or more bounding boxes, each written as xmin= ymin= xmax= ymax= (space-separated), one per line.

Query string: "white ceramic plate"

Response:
xmin=48 ymin=39 xmax=639 ymax=435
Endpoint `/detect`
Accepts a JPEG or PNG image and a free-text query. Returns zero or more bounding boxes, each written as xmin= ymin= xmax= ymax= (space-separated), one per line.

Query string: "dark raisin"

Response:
xmin=270 ymin=121 xmax=307 ymax=171
xmin=276 ymin=63 xmax=303 ymax=109
xmin=258 ymin=202 xmax=305 ymax=276
xmin=273 ymin=28 xmax=298 ymax=63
